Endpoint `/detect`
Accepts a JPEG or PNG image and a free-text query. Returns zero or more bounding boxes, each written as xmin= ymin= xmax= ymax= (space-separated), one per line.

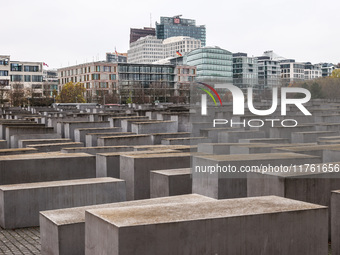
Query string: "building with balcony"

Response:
xmin=232 ymin=53 xmax=258 ymax=89
xmin=58 ymin=62 xmax=196 ymax=103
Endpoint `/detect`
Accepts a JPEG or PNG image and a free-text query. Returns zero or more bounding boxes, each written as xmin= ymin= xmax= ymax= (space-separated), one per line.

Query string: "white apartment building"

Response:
xmin=0 ymin=56 xmax=10 ymax=89
xmin=280 ymin=60 xmax=322 ymax=85
xmin=127 ymin=36 xmax=201 ymax=64
xmin=163 ymin=36 xmax=201 ymax=59
xmin=127 ymin=36 xmax=164 ymax=64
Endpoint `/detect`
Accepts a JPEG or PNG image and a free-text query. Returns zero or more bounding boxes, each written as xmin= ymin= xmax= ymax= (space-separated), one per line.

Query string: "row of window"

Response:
xmin=10 ymin=64 xmax=40 ymax=72
xmin=10 ymin=75 xmax=43 ymax=82
xmin=61 ymin=66 xmax=118 ymax=77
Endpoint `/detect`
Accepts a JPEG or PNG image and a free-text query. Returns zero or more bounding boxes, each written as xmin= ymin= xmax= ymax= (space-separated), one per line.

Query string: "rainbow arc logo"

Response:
xmin=197 ymin=82 xmax=223 ymax=106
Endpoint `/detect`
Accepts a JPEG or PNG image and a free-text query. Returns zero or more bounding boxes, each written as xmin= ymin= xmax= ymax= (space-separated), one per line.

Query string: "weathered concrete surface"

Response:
xmin=218 ymin=130 xmax=265 ymax=143
xmin=150 ymin=168 xmax=192 ymax=198
xmin=331 ymin=190 xmax=340 ymax=255
xmin=291 ymin=131 xmax=339 ymax=143
xmin=192 ymin=152 xmax=321 ymax=199
xmin=96 ymin=149 xmax=179 ymax=179
xmin=161 ymin=137 xmax=211 ymax=145
xmin=61 ymin=145 xmax=134 ymax=155
xmin=74 ymin=127 xmax=122 ymax=144
xmin=0 ymin=148 xmax=38 ymax=155
xmin=18 ymin=138 xmax=72 ymax=148
xmin=150 ymin=132 xmax=190 ymax=145
xmin=27 ymin=142 xmax=84 ymax=152
xmin=40 ymin=194 xmax=212 ymax=255
xmin=120 ymin=152 xmax=191 ymax=200
xmin=131 ymin=121 xmax=178 ymax=134
xmin=247 ymin=162 xmax=340 ymax=239
xmin=0 ymin=152 xmax=96 ymax=185
xmin=7 ymin=126 xmax=55 ymax=148
xmin=85 ymin=196 xmax=328 ymax=255
xmin=64 ymin=121 xmax=110 ymax=141
xmin=85 ymin=132 xmax=134 ymax=147
xmin=0 ymin=177 xmax=126 ymax=229
xmin=239 ymin=138 xmax=290 ymax=144
xmin=97 ymin=134 xmax=152 ymax=147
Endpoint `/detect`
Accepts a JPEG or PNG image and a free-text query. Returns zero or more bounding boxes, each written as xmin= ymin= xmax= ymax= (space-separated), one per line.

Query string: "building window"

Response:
xmin=10 ymin=75 xmax=23 ymax=82
xmin=24 ymin=75 xmax=31 ymax=82
xmin=96 ymin=66 xmax=101 ymax=72
xmin=92 ymin=74 xmax=100 ymax=80
xmin=0 ymin=71 xmax=8 ymax=76
xmin=10 ymin=63 xmax=22 ymax=71
xmin=109 ymin=74 xmax=116 ymax=80
xmin=32 ymin=75 xmax=43 ymax=82
xmin=103 ymin=66 xmax=111 ymax=72
xmin=24 ymin=65 xmax=40 ymax=72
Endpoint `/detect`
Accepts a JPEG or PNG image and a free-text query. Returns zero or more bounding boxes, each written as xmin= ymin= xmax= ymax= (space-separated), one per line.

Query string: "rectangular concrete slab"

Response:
xmin=85 ymin=196 xmax=327 ymax=255
xmin=0 ymin=177 xmax=126 ymax=229
xmin=0 ymin=152 xmax=96 ymax=185
xmin=40 ymin=194 xmax=213 ymax=255
xmin=150 ymin=168 xmax=192 ymax=198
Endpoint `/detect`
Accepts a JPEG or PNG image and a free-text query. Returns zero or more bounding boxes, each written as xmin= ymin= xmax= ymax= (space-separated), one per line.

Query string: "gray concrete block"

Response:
xmin=85 ymin=132 xmax=133 ymax=147
xmin=27 ymin=142 xmax=84 ymax=152
xmin=120 ymin=153 xmax=191 ymax=200
xmin=74 ymin=127 xmax=122 ymax=144
xmin=64 ymin=122 xmax=110 ymax=141
xmin=331 ymin=190 xmax=340 ymax=255
xmin=192 ymin=152 xmax=321 ymax=199
xmin=150 ymin=168 xmax=192 ymax=198
xmin=291 ymin=131 xmax=339 ymax=143
xmin=96 ymin=149 xmax=178 ymax=179
xmin=85 ymin=196 xmax=328 ymax=255
xmin=0 ymin=152 xmax=96 ymax=185
xmin=218 ymin=130 xmax=265 ymax=143
xmin=97 ymin=134 xmax=152 ymax=147
xmin=131 ymin=121 xmax=178 ymax=134
xmin=161 ymin=137 xmax=211 ymax=145
xmin=18 ymin=138 xmax=72 ymax=148
xmin=0 ymin=177 xmax=126 ymax=229
xmin=40 ymin=194 xmax=213 ymax=255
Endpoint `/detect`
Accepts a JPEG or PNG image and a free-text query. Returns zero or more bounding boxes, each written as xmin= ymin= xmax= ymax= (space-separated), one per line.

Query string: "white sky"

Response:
xmin=2 ymin=0 xmax=339 ymax=69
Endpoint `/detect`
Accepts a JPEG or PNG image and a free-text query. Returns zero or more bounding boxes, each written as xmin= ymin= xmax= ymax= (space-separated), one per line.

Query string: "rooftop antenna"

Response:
xmin=150 ymin=13 xmax=152 ymax=28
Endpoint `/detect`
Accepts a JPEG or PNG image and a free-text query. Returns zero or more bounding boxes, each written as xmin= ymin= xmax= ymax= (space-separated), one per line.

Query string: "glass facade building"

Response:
xmin=186 ymin=47 xmax=233 ymax=83
xmin=156 ymin=16 xmax=206 ymax=46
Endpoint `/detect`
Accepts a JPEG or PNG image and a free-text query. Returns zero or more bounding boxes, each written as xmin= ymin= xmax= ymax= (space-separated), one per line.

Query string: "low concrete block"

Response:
xmin=218 ymin=130 xmax=265 ymax=143
xmin=120 ymin=153 xmax=191 ymax=200
xmin=161 ymin=137 xmax=211 ymax=145
xmin=18 ymin=138 xmax=72 ymax=148
xmin=27 ymin=142 xmax=84 ymax=152
xmin=192 ymin=152 xmax=321 ymax=199
xmin=131 ymin=121 xmax=178 ymax=134
xmin=331 ymin=190 xmax=340 ymax=255
xmin=74 ymin=127 xmax=122 ymax=144
xmin=150 ymin=168 xmax=192 ymax=198
xmin=85 ymin=196 xmax=328 ymax=255
xmin=0 ymin=177 xmax=126 ymax=229
xmin=40 ymin=194 xmax=213 ymax=255
xmin=85 ymin=132 xmax=133 ymax=147
xmin=97 ymin=134 xmax=152 ymax=147
xmin=0 ymin=152 xmax=96 ymax=185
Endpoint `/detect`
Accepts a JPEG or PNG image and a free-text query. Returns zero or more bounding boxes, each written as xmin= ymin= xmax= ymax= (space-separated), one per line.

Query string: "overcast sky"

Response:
xmin=2 ymin=0 xmax=339 ymax=69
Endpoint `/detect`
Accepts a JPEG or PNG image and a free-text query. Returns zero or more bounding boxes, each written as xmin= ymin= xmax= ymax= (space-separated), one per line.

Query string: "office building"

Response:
xmin=186 ymin=46 xmax=233 ymax=84
xmin=130 ymin=27 xmax=155 ymax=44
xmin=43 ymin=69 xmax=58 ymax=97
xmin=156 ymin=15 xmax=206 ymax=46
xmin=106 ymin=52 xmax=128 ymax=63
xmin=128 ymin=35 xmax=201 ymax=64
xmin=58 ymin=61 xmax=196 ymax=103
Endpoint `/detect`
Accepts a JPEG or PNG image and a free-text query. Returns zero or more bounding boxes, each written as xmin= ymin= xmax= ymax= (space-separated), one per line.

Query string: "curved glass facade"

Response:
xmin=186 ymin=47 xmax=233 ymax=83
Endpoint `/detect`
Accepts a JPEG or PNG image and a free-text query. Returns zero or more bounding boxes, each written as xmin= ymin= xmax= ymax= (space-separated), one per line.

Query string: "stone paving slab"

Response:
xmin=0 ymin=226 xmax=40 ymax=254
